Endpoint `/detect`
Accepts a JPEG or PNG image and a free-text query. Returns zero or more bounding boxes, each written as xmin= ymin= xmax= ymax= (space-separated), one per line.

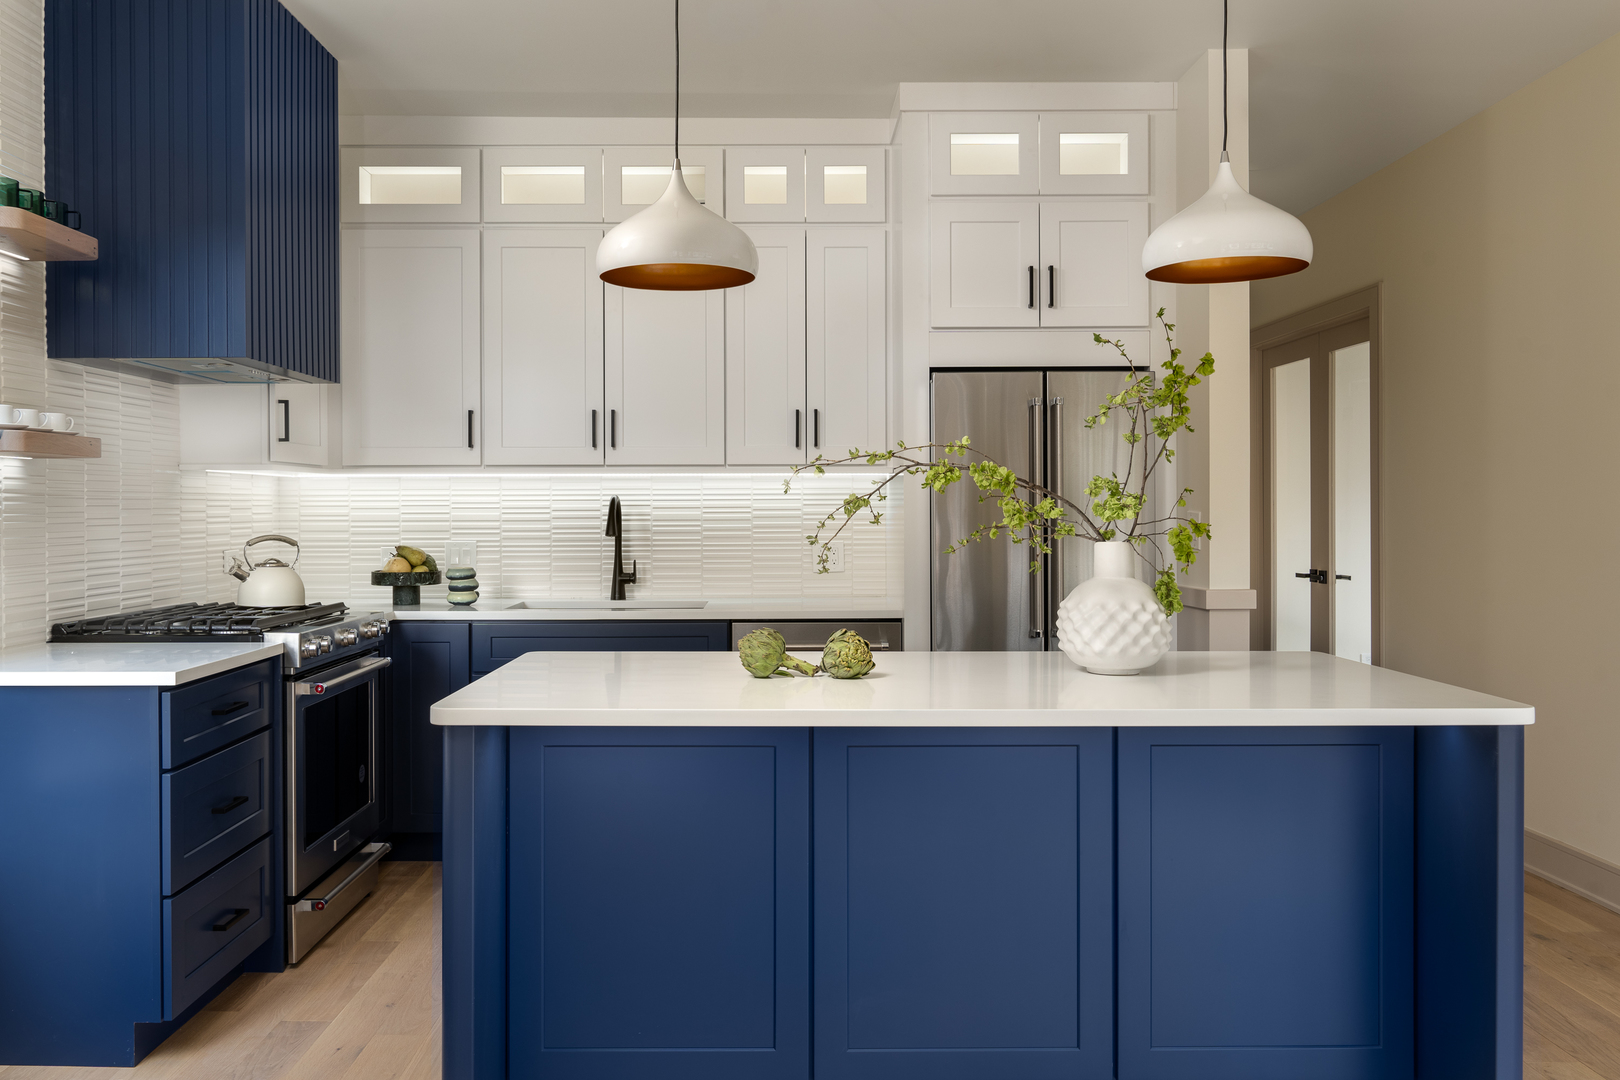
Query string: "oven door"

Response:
xmin=287 ymin=653 xmax=391 ymax=897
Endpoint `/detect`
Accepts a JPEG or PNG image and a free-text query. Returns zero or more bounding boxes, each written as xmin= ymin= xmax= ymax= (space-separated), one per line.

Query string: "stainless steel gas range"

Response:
xmin=50 ymin=602 xmax=395 ymax=962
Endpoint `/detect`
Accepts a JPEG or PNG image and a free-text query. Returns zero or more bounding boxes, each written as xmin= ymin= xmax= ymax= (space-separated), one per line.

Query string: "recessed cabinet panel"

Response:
xmin=808 ymin=146 xmax=886 ymax=223
xmin=726 ymin=228 xmax=806 ymax=465
xmin=1039 ymin=202 xmax=1150 ymax=327
xmin=483 ymin=230 xmax=605 ymax=465
xmin=726 ymin=147 xmax=805 ymax=223
xmin=929 ymin=200 xmax=1040 ymax=328
xmin=605 ymin=287 xmax=726 ymax=465
xmin=268 ymin=382 xmax=340 ymax=467
xmin=483 ymin=148 xmax=603 ymax=223
xmin=929 ymin=113 xmax=1039 ymax=195
xmin=808 ymin=229 xmax=887 ymax=456
xmin=1038 ymin=112 xmax=1151 ymax=195
xmin=341 ymin=228 xmax=481 ymax=466
xmin=340 ymin=148 xmax=480 ymax=224
xmin=604 ymin=147 xmax=725 ymax=222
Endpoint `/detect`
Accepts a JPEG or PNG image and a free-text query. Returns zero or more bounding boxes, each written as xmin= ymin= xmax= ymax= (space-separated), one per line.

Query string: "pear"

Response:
xmin=414 ymin=564 xmax=432 ymax=574
xmin=396 ymin=545 xmax=428 ymax=567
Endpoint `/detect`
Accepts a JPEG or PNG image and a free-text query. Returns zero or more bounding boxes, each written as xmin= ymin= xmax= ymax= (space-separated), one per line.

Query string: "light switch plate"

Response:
xmin=446 ymin=541 xmax=478 ymax=569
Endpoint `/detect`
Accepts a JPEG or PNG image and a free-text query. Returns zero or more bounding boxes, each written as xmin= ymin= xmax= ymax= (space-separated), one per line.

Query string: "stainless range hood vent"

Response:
xmin=54 ymin=356 xmax=321 ymax=385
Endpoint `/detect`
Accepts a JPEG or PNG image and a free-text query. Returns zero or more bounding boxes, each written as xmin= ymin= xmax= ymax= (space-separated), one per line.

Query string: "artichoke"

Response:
xmin=821 ymin=629 xmax=876 ymax=679
xmin=739 ymin=627 xmax=819 ymax=679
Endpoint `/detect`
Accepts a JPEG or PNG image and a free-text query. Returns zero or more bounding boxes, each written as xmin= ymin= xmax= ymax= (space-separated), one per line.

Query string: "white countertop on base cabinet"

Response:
xmin=0 ymin=642 xmax=284 ymax=686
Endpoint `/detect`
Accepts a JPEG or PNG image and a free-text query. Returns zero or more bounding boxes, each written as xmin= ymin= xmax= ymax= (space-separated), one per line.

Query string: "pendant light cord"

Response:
xmin=1221 ymin=0 xmax=1228 ymax=156
xmin=674 ymin=0 xmax=681 ymax=159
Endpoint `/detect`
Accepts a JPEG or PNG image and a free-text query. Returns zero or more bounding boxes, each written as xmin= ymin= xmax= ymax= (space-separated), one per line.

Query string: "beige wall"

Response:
xmin=1253 ymin=31 xmax=1620 ymax=864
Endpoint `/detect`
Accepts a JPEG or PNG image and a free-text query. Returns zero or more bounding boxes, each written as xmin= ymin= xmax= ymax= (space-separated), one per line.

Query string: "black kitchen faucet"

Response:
xmin=606 ymin=496 xmax=638 ymax=601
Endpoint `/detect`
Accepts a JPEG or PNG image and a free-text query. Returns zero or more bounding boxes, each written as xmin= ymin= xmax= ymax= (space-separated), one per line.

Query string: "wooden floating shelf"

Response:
xmin=0 ymin=429 xmax=102 ymax=458
xmin=0 ymin=206 xmax=98 ymax=261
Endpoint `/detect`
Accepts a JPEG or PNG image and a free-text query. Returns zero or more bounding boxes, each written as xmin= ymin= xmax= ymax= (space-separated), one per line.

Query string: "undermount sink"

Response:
xmin=509 ymin=600 xmax=709 ymax=610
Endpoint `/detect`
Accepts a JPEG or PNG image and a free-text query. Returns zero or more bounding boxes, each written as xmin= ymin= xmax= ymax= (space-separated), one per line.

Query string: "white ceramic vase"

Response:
xmin=1055 ymin=540 xmax=1172 ymax=675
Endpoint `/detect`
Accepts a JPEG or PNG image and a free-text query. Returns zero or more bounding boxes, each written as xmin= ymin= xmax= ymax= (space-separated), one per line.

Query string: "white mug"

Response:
xmin=11 ymin=408 xmax=39 ymax=428
xmin=40 ymin=412 xmax=75 ymax=432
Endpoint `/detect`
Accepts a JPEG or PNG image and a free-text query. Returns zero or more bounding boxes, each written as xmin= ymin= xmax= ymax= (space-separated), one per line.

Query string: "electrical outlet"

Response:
xmin=446 ymin=541 xmax=477 ymax=569
xmin=826 ymin=541 xmax=846 ymax=573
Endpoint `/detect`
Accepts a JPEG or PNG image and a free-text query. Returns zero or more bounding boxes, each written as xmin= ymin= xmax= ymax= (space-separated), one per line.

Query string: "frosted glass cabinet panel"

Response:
xmin=929 ymin=200 xmax=1040 ymax=327
xmin=483 ymin=148 xmax=603 ymax=223
xmin=1038 ymin=202 xmax=1150 ymax=327
xmin=808 ymin=229 xmax=887 ymax=455
xmin=605 ymin=287 xmax=726 ymax=465
xmin=341 ymin=148 xmax=480 ymax=223
xmin=482 ymin=230 xmax=605 ymax=465
xmin=807 ymin=147 xmax=886 ymax=222
xmin=725 ymin=148 xmax=805 ymax=223
xmin=604 ymin=148 xmax=724 ymax=222
xmin=929 ymin=113 xmax=1039 ymax=195
xmin=1038 ymin=112 xmax=1151 ymax=195
xmin=725 ymin=228 xmax=807 ymax=464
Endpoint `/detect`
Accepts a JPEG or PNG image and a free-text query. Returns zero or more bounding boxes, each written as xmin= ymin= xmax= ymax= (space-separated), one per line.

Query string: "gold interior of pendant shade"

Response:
xmin=600 ymin=262 xmax=756 ymax=291
xmin=1146 ymin=255 xmax=1310 ymax=284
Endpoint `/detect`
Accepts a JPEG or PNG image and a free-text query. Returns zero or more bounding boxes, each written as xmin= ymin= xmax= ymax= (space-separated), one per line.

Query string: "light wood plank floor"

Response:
xmin=8 ymin=867 xmax=1620 ymax=1078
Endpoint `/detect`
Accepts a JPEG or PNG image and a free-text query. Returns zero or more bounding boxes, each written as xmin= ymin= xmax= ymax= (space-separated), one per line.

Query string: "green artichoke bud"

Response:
xmin=821 ymin=629 xmax=875 ymax=679
xmin=739 ymin=627 xmax=819 ymax=678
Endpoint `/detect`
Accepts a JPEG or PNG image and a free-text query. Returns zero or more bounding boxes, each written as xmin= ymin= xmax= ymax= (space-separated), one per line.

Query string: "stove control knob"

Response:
xmin=334 ymin=627 xmax=359 ymax=647
xmin=300 ymin=637 xmax=320 ymax=658
xmin=316 ymin=634 xmax=334 ymax=654
xmin=359 ymin=621 xmax=380 ymax=639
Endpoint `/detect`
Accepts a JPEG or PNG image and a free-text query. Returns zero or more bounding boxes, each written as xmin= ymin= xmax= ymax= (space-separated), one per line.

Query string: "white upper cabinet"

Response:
xmin=807 ymin=146 xmax=886 ymax=223
xmin=1039 ymin=202 xmax=1150 ymax=327
xmin=808 ymin=228 xmax=887 ymax=455
xmin=725 ymin=148 xmax=806 ymax=223
xmin=482 ymin=148 xmax=603 ymax=223
xmin=1037 ymin=112 xmax=1151 ymax=195
xmin=929 ymin=113 xmax=1039 ymax=195
xmin=929 ymin=200 xmax=1040 ymax=328
xmin=269 ymin=382 xmax=341 ymax=467
xmin=725 ymin=228 xmax=807 ymax=464
xmin=604 ymin=147 xmax=725 ymax=222
xmin=341 ymin=148 xmax=481 ymax=224
xmin=605 ymin=287 xmax=725 ymax=465
xmin=341 ymin=227 xmax=482 ymax=466
xmin=483 ymin=230 xmax=605 ymax=465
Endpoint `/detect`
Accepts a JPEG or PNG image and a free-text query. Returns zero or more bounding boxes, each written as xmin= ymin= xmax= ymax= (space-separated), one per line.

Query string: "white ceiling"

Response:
xmin=280 ymin=0 xmax=1620 ymax=212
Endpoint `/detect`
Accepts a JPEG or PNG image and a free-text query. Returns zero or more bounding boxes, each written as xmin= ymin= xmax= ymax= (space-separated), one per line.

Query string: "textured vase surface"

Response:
xmin=1055 ymin=541 xmax=1172 ymax=675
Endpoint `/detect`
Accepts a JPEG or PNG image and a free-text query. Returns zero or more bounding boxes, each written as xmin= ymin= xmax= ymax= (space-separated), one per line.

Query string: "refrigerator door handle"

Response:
xmin=1049 ymin=396 xmax=1064 ymax=606
xmin=1028 ymin=396 xmax=1044 ymax=639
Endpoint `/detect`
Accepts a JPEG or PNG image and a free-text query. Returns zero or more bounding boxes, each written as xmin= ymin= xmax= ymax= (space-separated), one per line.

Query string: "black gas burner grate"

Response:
xmin=49 ymin=602 xmax=348 ymax=642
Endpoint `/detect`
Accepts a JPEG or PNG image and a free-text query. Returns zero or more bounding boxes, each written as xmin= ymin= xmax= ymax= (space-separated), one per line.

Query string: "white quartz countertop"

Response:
xmin=378 ymin=599 xmax=903 ymax=622
xmin=431 ymin=650 xmax=1533 ymax=728
xmin=0 ymin=642 xmax=283 ymax=687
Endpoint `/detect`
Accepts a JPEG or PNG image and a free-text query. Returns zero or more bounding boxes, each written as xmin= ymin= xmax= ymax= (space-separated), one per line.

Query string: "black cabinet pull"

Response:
xmin=1047 ymin=265 xmax=1055 ymax=308
xmin=591 ymin=408 xmax=598 ymax=449
xmin=277 ymin=399 xmax=290 ymax=442
xmin=1027 ymin=265 xmax=1035 ymax=309
xmin=212 ymin=908 xmax=250 ymax=932
xmin=1336 ymin=573 xmax=1352 ymax=581
xmin=211 ymin=700 xmax=249 ymax=717
xmin=795 ymin=408 xmax=801 ymax=449
xmin=610 ymin=409 xmax=617 ymax=449
xmin=813 ymin=408 xmax=820 ymax=448
xmin=211 ymin=794 xmax=250 ymax=815
xmin=467 ymin=409 xmax=474 ymax=449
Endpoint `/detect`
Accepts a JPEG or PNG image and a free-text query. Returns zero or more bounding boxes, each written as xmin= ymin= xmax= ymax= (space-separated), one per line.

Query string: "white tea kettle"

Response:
xmin=226 ymin=534 xmax=307 ymax=606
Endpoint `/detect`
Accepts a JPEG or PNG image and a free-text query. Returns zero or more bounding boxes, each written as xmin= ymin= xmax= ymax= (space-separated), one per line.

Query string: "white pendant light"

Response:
xmin=597 ymin=0 xmax=756 ymax=291
xmin=1142 ymin=0 xmax=1312 ymax=285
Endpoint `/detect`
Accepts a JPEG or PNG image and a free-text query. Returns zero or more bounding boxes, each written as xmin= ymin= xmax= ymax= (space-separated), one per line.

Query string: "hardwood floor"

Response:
xmin=0 ymin=861 xmax=441 ymax=1080
xmin=7 ymin=866 xmax=1620 ymax=1078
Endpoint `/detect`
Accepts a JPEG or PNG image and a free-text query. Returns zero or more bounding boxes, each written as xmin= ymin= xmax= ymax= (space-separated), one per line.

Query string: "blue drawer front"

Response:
xmin=471 ymin=621 xmax=727 ymax=676
xmin=161 ymin=661 xmax=274 ymax=769
xmin=163 ymin=836 xmax=273 ymax=1020
xmin=162 ymin=730 xmax=272 ymax=895
xmin=1116 ymin=727 xmax=1414 ymax=1080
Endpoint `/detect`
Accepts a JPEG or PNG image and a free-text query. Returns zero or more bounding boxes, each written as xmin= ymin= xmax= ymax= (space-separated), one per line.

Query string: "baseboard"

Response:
xmin=1525 ymin=828 xmax=1620 ymax=916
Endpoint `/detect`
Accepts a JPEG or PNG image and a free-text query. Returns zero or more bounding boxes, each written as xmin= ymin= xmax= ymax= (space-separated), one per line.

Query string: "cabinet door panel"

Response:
xmin=807 ymin=229 xmax=886 ymax=455
xmin=605 ymin=287 xmax=725 ymax=465
xmin=389 ymin=623 xmax=470 ymax=834
xmin=484 ymin=230 xmax=604 ymax=464
xmin=814 ymin=728 xmax=1113 ymax=1080
xmin=340 ymin=147 xmax=480 ymax=224
xmin=725 ymin=147 xmax=806 ymax=223
xmin=1038 ymin=112 xmax=1151 ymax=196
xmin=1117 ymin=727 xmax=1414 ymax=1080
xmin=605 ymin=148 xmax=725 ymax=222
xmin=508 ymin=726 xmax=809 ymax=1080
xmin=269 ymin=382 xmax=340 ymax=466
xmin=929 ymin=201 xmax=1040 ymax=328
xmin=929 ymin=112 xmax=1039 ymax=196
xmin=1040 ymin=201 xmax=1149 ymax=327
xmin=341 ymin=228 xmax=481 ymax=466
xmin=808 ymin=147 xmax=886 ymax=223
xmin=483 ymin=147 xmax=603 ymax=223
xmin=726 ymin=227 xmax=806 ymax=464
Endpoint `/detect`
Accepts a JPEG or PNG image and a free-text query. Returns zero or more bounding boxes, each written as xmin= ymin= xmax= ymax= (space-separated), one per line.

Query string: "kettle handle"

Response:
xmin=244 ymin=534 xmax=300 ymax=569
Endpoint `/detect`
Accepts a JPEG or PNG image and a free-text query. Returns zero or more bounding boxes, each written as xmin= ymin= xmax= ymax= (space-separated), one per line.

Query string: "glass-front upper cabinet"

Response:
xmin=808 ymin=147 xmax=885 ymax=223
xmin=1038 ymin=112 xmax=1150 ymax=195
xmin=340 ymin=147 xmax=480 ymax=224
xmin=483 ymin=148 xmax=603 ymax=222
xmin=929 ymin=113 xmax=1040 ymax=195
xmin=604 ymin=148 xmax=724 ymax=223
xmin=725 ymin=147 xmax=805 ymax=223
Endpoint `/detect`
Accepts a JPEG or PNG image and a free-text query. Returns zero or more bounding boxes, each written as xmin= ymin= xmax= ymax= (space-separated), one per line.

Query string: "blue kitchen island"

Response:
xmin=432 ymin=650 xmax=1530 ymax=1080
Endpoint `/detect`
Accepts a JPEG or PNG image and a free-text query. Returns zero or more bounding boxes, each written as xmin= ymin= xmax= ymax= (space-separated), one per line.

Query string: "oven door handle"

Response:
xmin=292 ymin=656 xmax=392 ymax=697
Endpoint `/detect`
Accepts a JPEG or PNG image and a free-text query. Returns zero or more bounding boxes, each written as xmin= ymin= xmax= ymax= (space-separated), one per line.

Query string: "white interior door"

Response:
xmin=929 ymin=200 xmax=1040 ymax=328
xmin=605 ymin=287 xmax=726 ymax=465
xmin=1038 ymin=201 xmax=1149 ymax=327
xmin=483 ymin=229 xmax=604 ymax=465
xmin=726 ymin=227 xmax=806 ymax=465
xmin=807 ymin=228 xmax=886 ymax=457
xmin=341 ymin=227 xmax=481 ymax=466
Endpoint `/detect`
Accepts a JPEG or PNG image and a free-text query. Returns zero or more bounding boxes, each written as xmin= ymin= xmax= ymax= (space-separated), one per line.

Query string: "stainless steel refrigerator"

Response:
xmin=931 ymin=369 xmax=1146 ymax=651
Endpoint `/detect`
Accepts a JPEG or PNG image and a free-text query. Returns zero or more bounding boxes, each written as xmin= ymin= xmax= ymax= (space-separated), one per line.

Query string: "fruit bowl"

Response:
xmin=372 ymin=570 xmax=441 ymax=606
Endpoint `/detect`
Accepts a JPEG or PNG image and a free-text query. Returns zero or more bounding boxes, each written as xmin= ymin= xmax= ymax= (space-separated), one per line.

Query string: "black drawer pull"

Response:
xmin=212 ymin=908 xmax=250 ymax=932
xmin=211 ymin=794 xmax=250 ymax=815
xmin=211 ymin=700 xmax=250 ymax=717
